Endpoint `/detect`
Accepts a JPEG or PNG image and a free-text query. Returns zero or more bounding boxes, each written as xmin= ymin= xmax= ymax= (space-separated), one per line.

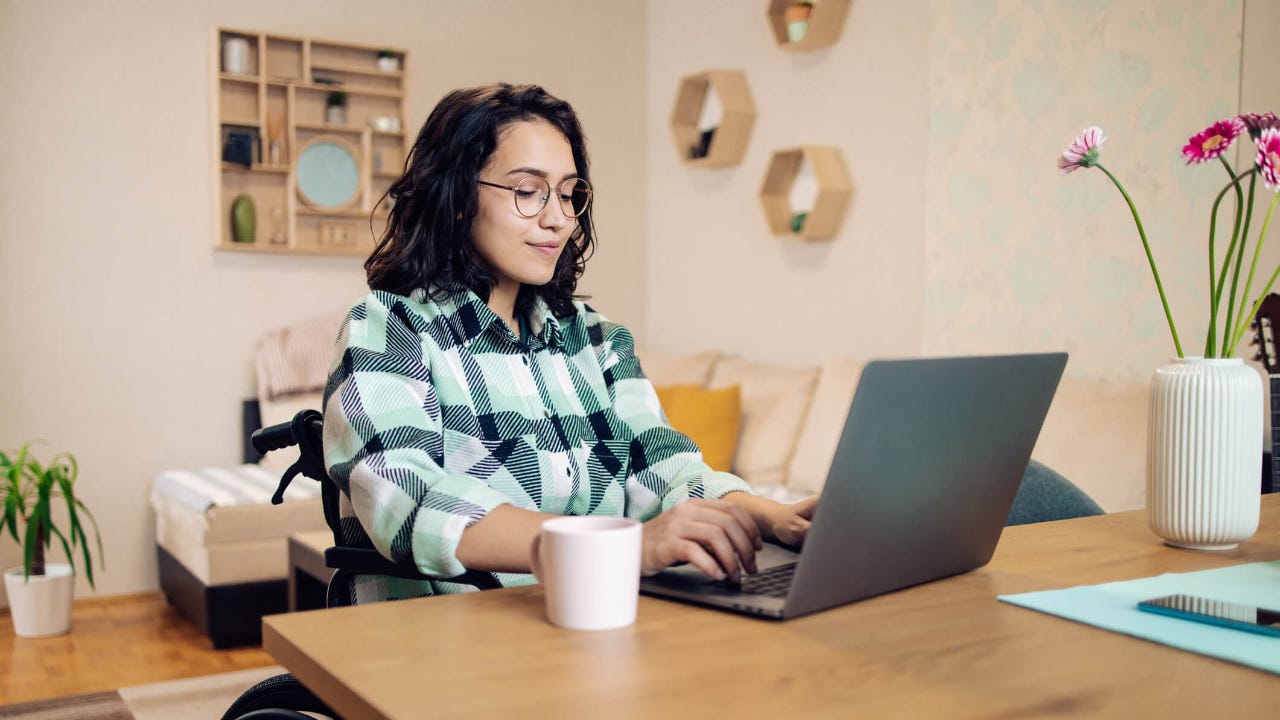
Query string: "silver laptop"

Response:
xmin=639 ymin=352 xmax=1068 ymax=620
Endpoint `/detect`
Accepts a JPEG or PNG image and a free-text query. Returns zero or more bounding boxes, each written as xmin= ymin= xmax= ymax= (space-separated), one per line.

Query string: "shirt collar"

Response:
xmin=527 ymin=294 xmax=565 ymax=349
xmin=415 ymin=286 xmax=565 ymax=350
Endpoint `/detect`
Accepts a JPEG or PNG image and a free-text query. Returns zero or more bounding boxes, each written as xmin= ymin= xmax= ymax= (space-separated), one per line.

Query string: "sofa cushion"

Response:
xmin=786 ymin=357 xmax=865 ymax=495
xmin=636 ymin=349 xmax=722 ymax=387
xmin=654 ymin=384 xmax=742 ymax=472
xmin=708 ymin=358 xmax=818 ymax=487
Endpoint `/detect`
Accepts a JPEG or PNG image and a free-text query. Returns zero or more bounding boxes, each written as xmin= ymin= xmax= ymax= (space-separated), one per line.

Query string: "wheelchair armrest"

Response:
xmin=324 ymin=546 xmax=501 ymax=589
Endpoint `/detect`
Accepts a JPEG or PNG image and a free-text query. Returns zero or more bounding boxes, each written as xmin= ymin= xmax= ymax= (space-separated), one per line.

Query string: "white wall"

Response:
xmin=923 ymin=0 xmax=1280 ymax=383
xmin=645 ymin=0 xmax=1279 ymax=382
xmin=0 ymin=0 xmax=646 ymax=603
xmin=644 ymin=0 xmax=929 ymax=366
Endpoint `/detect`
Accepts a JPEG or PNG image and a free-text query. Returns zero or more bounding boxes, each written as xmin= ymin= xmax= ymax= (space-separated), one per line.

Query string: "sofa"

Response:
xmin=636 ymin=349 xmax=1152 ymax=513
xmin=151 ymin=464 xmax=326 ymax=648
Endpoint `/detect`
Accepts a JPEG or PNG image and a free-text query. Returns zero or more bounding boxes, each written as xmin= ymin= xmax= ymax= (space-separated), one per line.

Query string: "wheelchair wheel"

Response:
xmin=220 ymin=672 xmax=340 ymax=720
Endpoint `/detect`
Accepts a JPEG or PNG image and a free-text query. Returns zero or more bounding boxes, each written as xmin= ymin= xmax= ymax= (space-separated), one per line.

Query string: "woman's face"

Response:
xmin=472 ymin=119 xmax=579 ymax=302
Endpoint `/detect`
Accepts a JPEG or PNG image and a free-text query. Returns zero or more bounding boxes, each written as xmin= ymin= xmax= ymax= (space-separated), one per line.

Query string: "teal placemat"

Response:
xmin=998 ymin=561 xmax=1280 ymax=674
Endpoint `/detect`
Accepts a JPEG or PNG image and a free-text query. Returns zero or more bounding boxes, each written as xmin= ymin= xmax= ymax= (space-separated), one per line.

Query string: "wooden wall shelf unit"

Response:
xmin=766 ymin=0 xmax=852 ymax=51
xmin=669 ymin=70 xmax=757 ymax=168
xmin=212 ymin=27 xmax=407 ymax=256
xmin=759 ymin=146 xmax=852 ymax=240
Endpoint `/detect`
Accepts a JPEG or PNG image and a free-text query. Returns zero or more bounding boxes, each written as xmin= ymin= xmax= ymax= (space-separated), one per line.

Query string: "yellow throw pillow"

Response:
xmin=653 ymin=384 xmax=742 ymax=473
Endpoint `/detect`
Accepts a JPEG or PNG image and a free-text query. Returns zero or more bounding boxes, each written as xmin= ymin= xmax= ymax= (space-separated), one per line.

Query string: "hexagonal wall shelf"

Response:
xmin=669 ymin=70 xmax=756 ymax=167
xmin=759 ymin=146 xmax=852 ymax=240
xmin=766 ymin=0 xmax=852 ymax=51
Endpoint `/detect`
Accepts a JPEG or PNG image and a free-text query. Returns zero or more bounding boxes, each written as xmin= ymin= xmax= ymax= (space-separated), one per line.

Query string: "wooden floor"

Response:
xmin=0 ymin=592 xmax=275 ymax=705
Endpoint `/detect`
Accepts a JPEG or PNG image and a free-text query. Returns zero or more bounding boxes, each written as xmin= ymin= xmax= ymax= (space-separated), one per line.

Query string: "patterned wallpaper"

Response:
xmin=924 ymin=0 xmax=1251 ymax=382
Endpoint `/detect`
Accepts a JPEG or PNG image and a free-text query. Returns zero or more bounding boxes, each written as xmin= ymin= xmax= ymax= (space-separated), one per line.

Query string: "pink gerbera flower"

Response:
xmin=1182 ymin=117 xmax=1245 ymax=164
xmin=1239 ymin=112 xmax=1280 ymax=140
xmin=1258 ymin=128 xmax=1280 ymax=191
xmin=1058 ymin=126 xmax=1106 ymax=174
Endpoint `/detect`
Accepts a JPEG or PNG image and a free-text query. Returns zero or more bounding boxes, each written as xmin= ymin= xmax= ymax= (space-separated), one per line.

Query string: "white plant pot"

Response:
xmin=1147 ymin=357 xmax=1262 ymax=550
xmin=4 ymin=563 xmax=74 ymax=637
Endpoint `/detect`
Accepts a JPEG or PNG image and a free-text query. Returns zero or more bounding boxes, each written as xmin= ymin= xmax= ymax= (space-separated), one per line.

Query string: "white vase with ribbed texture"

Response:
xmin=1147 ymin=357 xmax=1261 ymax=550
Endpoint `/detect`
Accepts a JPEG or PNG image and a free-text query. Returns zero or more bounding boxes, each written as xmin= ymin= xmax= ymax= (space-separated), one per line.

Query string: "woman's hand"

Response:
xmin=769 ymin=495 xmax=818 ymax=547
xmin=720 ymin=492 xmax=818 ymax=547
xmin=641 ymin=499 xmax=762 ymax=581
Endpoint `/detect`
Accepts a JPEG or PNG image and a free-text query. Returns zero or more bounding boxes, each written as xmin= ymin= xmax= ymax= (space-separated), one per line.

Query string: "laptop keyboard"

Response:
xmin=736 ymin=562 xmax=797 ymax=598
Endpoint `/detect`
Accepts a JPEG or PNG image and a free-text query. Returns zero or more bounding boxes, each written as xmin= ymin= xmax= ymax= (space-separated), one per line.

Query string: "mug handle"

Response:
xmin=529 ymin=532 xmax=544 ymax=582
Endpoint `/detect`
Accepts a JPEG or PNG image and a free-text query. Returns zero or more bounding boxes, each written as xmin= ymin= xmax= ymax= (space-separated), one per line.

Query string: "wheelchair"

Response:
xmin=220 ymin=410 xmax=498 ymax=720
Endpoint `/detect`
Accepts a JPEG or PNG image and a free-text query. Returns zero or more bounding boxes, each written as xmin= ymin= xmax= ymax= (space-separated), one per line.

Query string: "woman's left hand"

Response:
xmin=769 ymin=495 xmax=818 ymax=546
xmin=722 ymin=492 xmax=819 ymax=547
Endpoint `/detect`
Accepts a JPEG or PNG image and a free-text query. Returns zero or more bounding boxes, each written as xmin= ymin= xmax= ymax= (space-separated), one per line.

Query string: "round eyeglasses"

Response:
xmin=478 ymin=176 xmax=593 ymax=218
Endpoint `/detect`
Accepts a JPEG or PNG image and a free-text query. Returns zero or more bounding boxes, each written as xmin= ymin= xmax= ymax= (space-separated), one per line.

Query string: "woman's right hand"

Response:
xmin=641 ymin=499 xmax=763 ymax=582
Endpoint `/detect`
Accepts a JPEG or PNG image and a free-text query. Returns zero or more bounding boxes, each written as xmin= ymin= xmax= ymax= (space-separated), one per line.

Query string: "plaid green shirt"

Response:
xmin=322 ymin=288 xmax=750 ymax=602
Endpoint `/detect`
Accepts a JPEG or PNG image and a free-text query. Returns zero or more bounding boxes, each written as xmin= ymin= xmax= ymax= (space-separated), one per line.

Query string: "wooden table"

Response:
xmin=264 ymin=495 xmax=1280 ymax=719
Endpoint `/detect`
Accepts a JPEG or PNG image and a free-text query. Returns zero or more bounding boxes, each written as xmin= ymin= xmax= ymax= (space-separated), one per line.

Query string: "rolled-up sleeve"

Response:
xmin=322 ymin=293 xmax=512 ymax=578
xmin=591 ymin=317 xmax=752 ymax=520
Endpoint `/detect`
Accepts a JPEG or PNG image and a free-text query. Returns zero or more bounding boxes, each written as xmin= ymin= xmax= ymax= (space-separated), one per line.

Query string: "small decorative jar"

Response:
xmin=222 ymin=37 xmax=251 ymax=75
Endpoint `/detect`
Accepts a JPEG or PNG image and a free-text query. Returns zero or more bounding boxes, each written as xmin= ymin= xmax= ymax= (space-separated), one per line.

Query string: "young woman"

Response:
xmin=323 ymin=83 xmax=815 ymax=603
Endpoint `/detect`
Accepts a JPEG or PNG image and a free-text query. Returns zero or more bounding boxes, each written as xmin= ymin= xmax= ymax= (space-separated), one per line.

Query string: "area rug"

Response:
xmin=120 ymin=665 xmax=286 ymax=720
xmin=0 ymin=691 xmax=131 ymax=719
xmin=0 ymin=665 xmax=287 ymax=720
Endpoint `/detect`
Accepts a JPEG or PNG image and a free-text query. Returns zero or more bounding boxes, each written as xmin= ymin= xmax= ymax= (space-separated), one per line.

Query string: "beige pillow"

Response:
xmin=708 ymin=358 xmax=818 ymax=487
xmin=786 ymin=357 xmax=865 ymax=495
xmin=1031 ymin=377 xmax=1149 ymax=513
xmin=635 ymin=349 xmax=722 ymax=387
xmin=257 ymin=391 xmax=325 ymax=475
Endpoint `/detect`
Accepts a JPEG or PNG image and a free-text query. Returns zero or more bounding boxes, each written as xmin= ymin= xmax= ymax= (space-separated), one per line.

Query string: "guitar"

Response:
xmin=1249 ymin=293 xmax=1280 ymax=494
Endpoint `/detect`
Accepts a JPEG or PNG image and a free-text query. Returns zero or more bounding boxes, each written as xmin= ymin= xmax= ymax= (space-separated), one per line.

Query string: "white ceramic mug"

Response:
xmin=530 ymin=516 xmax=642 ymax=631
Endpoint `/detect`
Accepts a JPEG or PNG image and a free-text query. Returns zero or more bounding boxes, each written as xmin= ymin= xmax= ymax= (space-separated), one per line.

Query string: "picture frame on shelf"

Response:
xmin=221 ymin=124 xmax=260 ymax=168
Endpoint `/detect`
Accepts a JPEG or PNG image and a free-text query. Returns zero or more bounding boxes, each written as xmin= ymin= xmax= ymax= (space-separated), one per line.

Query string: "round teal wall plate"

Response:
xmin=297 ymin=137 xmax=361 ymax=208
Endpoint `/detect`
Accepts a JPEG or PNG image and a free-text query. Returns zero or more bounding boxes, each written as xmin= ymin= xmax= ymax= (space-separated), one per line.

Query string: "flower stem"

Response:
xmin=1204 ymin=166 xmax=1255 ymax=354
xmin=1207 ymin=186 xmax=1222 ymax=357
xmin=1097 ymin=164 xmax=1183 ymax=357
xmin=1227 ymin=170 xmax=1259 ymax=352
xmin=1218 ymin=157 xmax=1248 ymax=355
xmin=1229 ymin=190 xmax=1280 ymax=354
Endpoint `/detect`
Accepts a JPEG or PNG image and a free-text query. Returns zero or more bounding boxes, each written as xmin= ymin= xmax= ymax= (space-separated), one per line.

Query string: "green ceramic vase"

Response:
xmin=231 ymin=194 xmax=256 ymax=244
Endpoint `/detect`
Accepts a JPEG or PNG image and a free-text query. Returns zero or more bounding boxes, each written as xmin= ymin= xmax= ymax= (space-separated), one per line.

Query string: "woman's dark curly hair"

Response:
xmin=365 ymin=83 xmax=595 ymax=318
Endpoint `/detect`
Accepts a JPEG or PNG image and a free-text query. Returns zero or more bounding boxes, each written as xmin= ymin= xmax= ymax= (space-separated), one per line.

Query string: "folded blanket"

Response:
xmin=255 ymin=313 xmax=343 ymax=401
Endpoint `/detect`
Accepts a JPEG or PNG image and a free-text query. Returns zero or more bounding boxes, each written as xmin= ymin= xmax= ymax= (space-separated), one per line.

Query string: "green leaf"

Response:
xmin=74 ymin=498 xmax=104 ymax=578
xmin=49 ymin=522 xmax=74 ymax=574
xmin=22 ymin=517 xmax=38 ymax=578
xmin=1 ymin=493 xmax=19 ymax=544
xmin=63 ymin=453 xmax=78 ymax=484
xmin=36 ymin=480 xmax=53 ymax=543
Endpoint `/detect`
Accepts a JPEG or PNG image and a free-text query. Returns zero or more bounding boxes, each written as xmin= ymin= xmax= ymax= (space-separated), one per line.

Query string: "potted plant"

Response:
xmin=0 ymin=442 xmax=103 ymax=637
xmin=784 ymin=1 xmax=815 ymax=43
xmin=326 ymin=91 xmax=348 ymax=125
